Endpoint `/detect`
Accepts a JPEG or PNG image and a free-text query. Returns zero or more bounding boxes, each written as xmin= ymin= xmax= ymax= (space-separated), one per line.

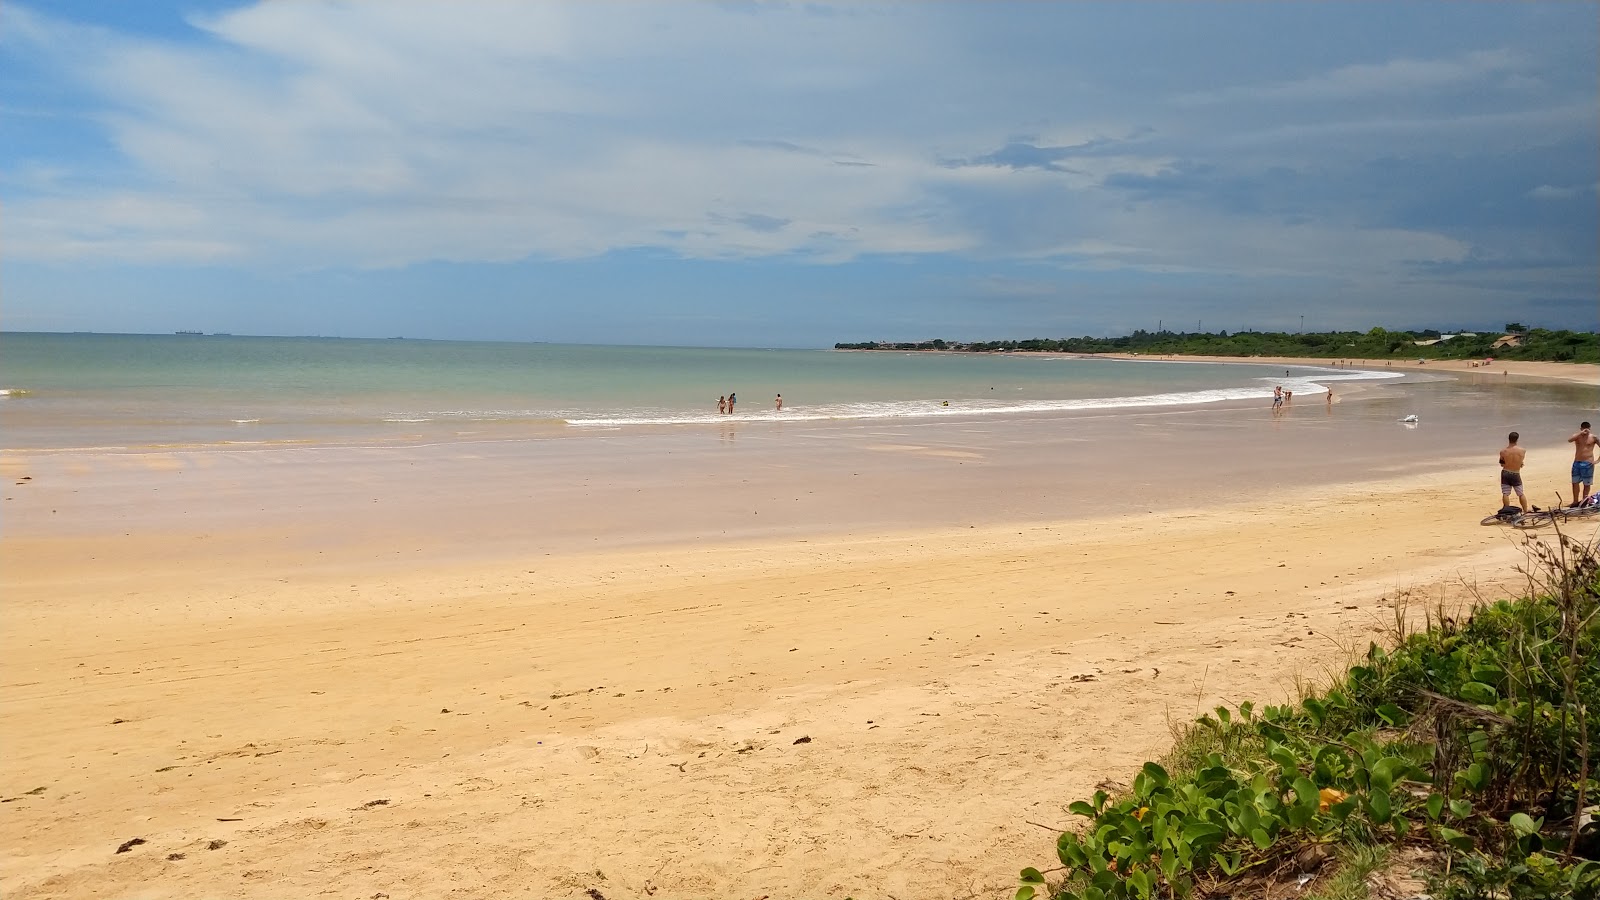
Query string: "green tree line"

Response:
xmin=836 ymin=326 xmax=1599 ymax=363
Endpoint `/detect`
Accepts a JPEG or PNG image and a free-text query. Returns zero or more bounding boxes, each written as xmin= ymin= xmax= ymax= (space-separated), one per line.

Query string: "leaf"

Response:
xmin=1329 ymin=797 xmax=1360 ymax=821
xmin=1020 ymin=868 xmax=1046 ymax=885
xmin=1141 ymin=761 xmax=1170 ymax=790
xmin=1070 ymin=801 xmax=1097 ymax=819
xmin=1302 ymin=697 xmax=1327 ymax=726
xmin=1181 ymin=821 xmax=1225 ymax=852
xmin=1469 ymin=663 xmax=1506 ymax=685
xmin=1449 ymin=798 xmax=1473 ymax=819
xmin=1509 ymin=813 xmax=1540 ymax=837
xmin=1465 ymin=762 xmax=1489 ymax=791
xmin=1249 ymin=827 xmax=1272 ymax=850
xmin=1426 ymin=793 xmax=1445 ymax=820
xmin=1437 ymin=826 xmax=1475 ymax=852
xmin=1367 ymin=788 xmax=1392 ymax=824
xmin=1392 ymin=816 xmax=1409 ymax=839
xmin=1370 ymin=757 xmax=1410 ymax=793
xmin=1293 ymin=777 xmax=1321 ymax=821
xmin=1374 ymin=703 xmax=1408 ymax=726
xmin=1015 ymin=887 xmax=1036 ymax=900
xmin=1458 ymin=681 xmax=1499 ymax=705
xmin=1268 ymin=745 xmax=1299 ymax=774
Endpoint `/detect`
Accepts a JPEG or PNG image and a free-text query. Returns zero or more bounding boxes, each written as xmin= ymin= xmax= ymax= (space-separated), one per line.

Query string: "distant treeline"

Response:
xmin=835 ymin=325 xmax=1600 ymax=363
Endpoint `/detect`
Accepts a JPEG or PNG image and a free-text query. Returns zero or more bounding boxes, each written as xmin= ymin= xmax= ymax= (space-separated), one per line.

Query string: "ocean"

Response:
xmin=0 ymin=332 xmax=1396 ymax=452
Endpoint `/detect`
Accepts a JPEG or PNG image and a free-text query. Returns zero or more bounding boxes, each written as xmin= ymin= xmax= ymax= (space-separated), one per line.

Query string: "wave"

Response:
xmin=565 ymin=371 xmax=1404 ymax=427
xmin=0 ymin=388 xmax=29 ymax=397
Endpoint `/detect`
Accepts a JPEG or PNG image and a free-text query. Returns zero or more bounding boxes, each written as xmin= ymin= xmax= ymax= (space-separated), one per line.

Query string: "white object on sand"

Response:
xmin=1400 ymin=414 xmax=1419 ymax=423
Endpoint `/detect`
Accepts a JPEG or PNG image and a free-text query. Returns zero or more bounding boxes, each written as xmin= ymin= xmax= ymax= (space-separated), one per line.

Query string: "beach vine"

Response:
xmin=1018 ymin=531 xmax=1600 ymax=900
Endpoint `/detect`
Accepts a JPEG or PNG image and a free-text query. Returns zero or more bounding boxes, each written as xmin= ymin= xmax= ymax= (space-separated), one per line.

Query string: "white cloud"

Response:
xmin=1182 ymin=49 xmax=1524 ymax=105
xmin=6 ymin=2 xmax=999 ymax=266
xmin=0 ymin=0 xmax=1590 ymax=298
xmin=1528 ymin=183 xmax=1598 ymax=200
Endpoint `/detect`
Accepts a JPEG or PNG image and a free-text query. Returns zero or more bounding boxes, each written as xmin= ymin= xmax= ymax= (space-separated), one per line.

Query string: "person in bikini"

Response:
xmin=1569 ymin=421 xmax=1598 ymax=507
xmin=1499 ymin=432 xmax=1528 ymax=515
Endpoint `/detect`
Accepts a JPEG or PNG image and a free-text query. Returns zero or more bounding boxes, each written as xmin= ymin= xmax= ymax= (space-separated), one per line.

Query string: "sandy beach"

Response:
xmin=3 ymin=370 xmax=1598 ymax=899
xmin=1104 ymin=353 xmax=1599 ymax=386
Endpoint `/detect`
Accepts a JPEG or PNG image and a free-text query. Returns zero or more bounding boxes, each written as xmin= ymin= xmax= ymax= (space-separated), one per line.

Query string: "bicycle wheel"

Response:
xmin=1514 ymin=511 xmax=1556 ymax=529
xmin=1482 ymin=513 xmax=1519 ymax=526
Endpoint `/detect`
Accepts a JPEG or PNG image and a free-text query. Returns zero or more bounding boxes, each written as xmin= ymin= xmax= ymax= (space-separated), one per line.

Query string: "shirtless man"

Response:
xmin=775 ymin=394 xmax=783 ymax=411
xmin=1568 ymin=421 xmax=1597 ymax=506
xmin=1499 ymin=432 xmax=1528 ymax=514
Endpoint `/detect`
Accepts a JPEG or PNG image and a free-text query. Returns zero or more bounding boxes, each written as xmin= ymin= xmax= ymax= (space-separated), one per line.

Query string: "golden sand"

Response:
xmin=4 ymin=439 xmax=1590 ymax=898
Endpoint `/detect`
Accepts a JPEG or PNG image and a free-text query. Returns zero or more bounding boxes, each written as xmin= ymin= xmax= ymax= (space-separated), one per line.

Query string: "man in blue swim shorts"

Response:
xmin=1569 ymin=421 xmax=1597 ymax=507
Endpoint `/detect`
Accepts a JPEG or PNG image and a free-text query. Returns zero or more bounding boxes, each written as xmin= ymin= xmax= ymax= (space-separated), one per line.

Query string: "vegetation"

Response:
xmin=1018 ymin=533 xmax=1600 ymax=900
xmin=836 ymin=325 xmax=1600 ymax=363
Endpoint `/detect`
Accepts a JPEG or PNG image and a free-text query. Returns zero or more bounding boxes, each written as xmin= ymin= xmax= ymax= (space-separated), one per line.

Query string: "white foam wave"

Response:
xmin=232 ymin=418 xmax=261 ymax=424
xmin=0 ymin=388 xmax=29 ymax=397
xmin=565 ymin=371 xmax=1404 ymax=427
xmin=383 ymin=417 xmax=432 ymax=423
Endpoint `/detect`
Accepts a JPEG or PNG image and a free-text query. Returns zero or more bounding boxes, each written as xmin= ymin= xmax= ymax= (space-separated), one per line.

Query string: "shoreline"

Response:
xmin=833 ymin=346 xmax=1598 ymax=387
xmin=1098 ymin=352 xmax=1599 ymax=386
xmin=3 ymin=372 xmax=1597 ymax=898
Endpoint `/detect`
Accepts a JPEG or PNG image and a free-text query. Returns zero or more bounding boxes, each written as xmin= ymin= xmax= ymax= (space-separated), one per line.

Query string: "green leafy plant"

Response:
xmin=1018 ymin=534 xmax=1600 ymax=900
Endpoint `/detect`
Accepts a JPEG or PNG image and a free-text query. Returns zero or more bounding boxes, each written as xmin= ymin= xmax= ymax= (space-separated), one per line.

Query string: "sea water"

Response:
xmin=0 ymin=333 xmax=1395 ymax=451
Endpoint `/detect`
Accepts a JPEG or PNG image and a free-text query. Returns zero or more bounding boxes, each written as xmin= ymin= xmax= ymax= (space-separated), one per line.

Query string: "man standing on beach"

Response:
xmin=775 ymin=394 xmax=783 ymax=411
xmin=1500 ymin=432 xmax=1528 ymax=514
xmin=1569 ymin=421 xmax=1597 ymax=507
xmin=1272 ymin=385 xmax=1283 ymax=409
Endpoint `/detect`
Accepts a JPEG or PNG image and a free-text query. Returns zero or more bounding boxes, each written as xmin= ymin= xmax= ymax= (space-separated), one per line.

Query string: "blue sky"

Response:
xmin=2 ymin=2 xmax=1595 ymax=347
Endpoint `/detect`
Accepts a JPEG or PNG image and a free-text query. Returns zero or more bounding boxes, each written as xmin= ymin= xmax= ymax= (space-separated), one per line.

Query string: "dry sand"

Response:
xmin=5 ymin=361 xmax=1597 ymax=899
xmin=5 ymin=435 xmax=1594 ymax=899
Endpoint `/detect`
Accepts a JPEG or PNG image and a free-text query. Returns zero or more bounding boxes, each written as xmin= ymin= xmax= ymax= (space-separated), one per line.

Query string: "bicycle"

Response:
xmin=1480 ymin=505 xmax=1544 ymax=527
xmin=1516 ymin=501 xmax=1600 ymax=529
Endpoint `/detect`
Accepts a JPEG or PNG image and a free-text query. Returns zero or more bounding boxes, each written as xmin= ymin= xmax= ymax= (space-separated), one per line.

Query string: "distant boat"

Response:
xmin=175 ymin=330 xmax=204 ymax=335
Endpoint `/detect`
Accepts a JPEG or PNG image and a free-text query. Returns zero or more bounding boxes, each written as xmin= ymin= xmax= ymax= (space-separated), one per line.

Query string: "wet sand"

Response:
xmin=2 ymin=371 xmax=1597 ymax=899
xmin=1106 ymin=353 xmax=1598 ymax=386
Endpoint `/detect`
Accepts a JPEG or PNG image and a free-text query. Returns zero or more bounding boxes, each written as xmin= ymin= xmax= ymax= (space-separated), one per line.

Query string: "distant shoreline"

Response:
xmin=833 ymin=346 xmax=1598 ymax=387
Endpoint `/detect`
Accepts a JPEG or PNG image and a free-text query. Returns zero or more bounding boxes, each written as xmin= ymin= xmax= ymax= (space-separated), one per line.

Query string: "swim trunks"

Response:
xmin=1574 ymin=460 xmax=1595 ymax=486
xmin=1501 ymin=470 xmax=1524 ymax=495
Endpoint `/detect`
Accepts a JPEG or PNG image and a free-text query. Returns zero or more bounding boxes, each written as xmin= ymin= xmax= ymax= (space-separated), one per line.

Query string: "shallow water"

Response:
xmin=1 ymin=333 xmax=1400 ymax=450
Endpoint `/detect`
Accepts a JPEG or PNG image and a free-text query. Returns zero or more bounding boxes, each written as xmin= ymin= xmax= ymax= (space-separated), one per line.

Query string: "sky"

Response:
xmin=2 ymin=2 xmax=1596 ymax=347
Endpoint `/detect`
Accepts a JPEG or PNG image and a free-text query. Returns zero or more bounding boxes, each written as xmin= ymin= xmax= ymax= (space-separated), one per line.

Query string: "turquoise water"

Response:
xmin=0 ymin=333 xmax=1392 ymax=450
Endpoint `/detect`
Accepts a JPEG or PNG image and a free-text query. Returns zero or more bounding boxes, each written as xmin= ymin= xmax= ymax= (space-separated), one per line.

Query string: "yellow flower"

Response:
xmin=1132 ymin=806 xmax=1150 ymax=821
xmin=1318 ymin=788 xmax=1347 ymax=811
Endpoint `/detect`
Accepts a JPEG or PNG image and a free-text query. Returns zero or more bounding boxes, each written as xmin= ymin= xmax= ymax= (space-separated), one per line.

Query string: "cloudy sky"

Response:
xmin=2 ymin=2 xmax=1595 ymax=346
